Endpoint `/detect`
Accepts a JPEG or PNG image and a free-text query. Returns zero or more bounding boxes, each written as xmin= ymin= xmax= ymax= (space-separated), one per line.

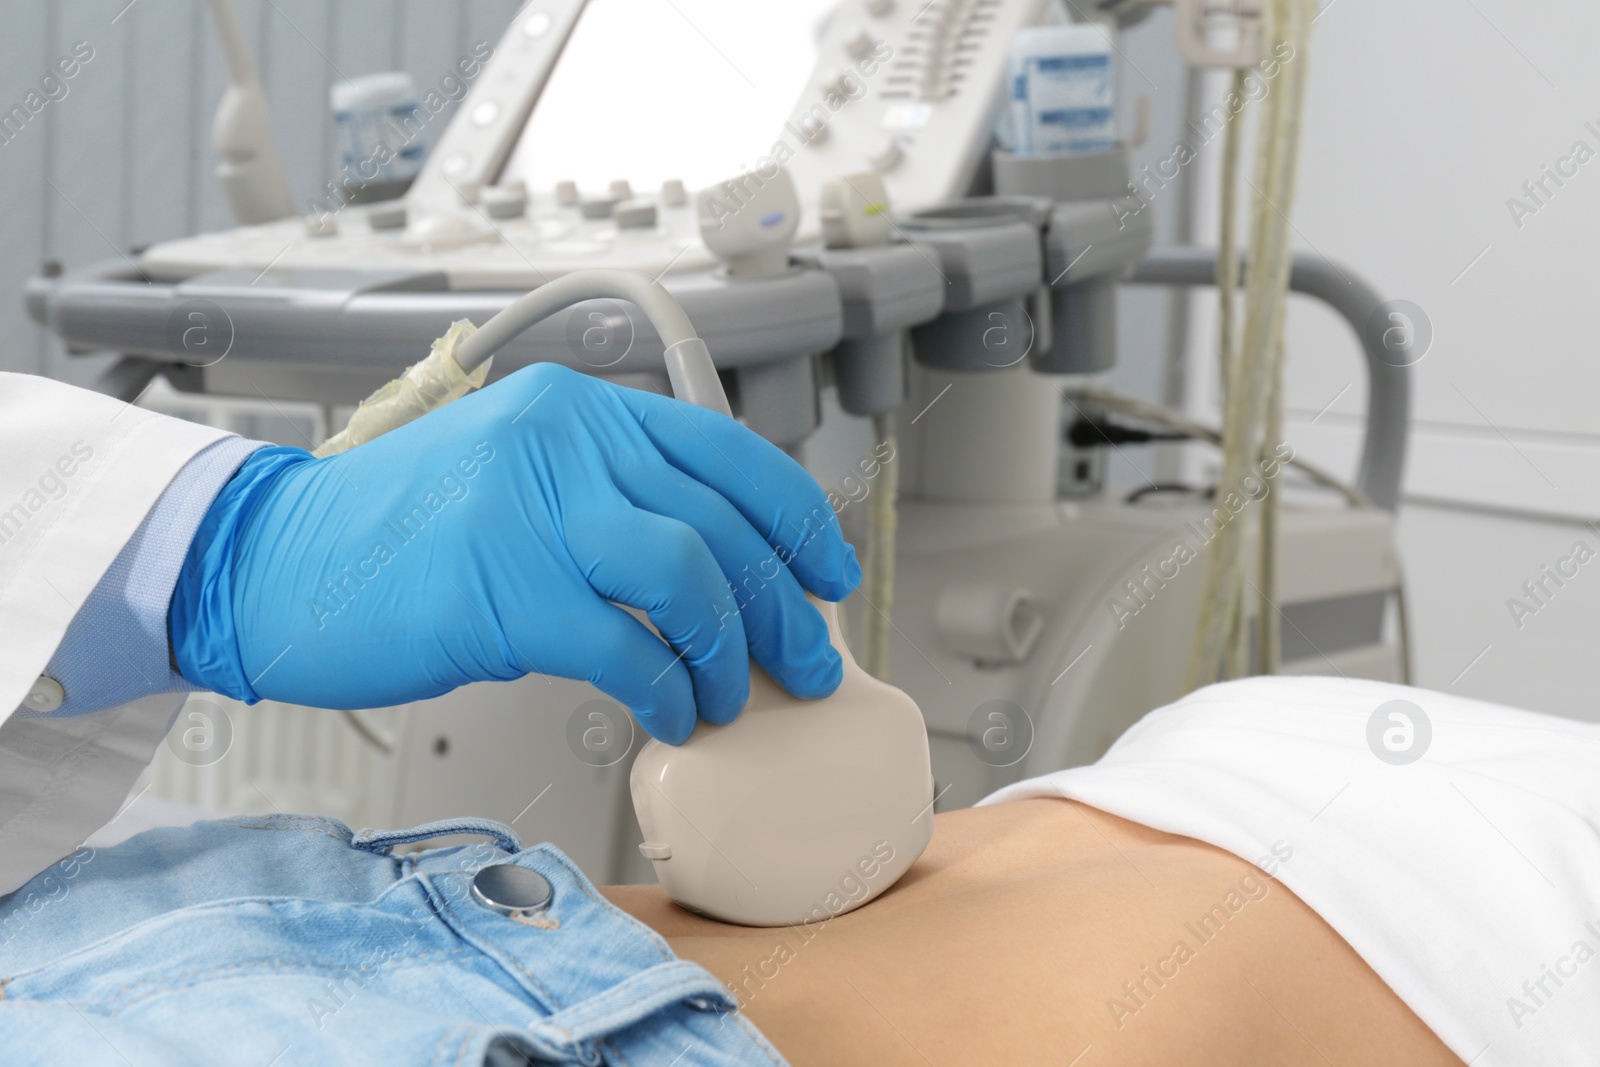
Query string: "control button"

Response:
xmin=522 ymin=11 xmax=553 ymax=37
xmin=608 ymin=179 xmax=633 ymax=201
xmin=21 ymin=676 xmax=63 ymax=714
xmin=845 ymin=29 xmax=876 ymax=59
xmin=615 ymin=199 xmax=658 ymax=229
xmin=367 ymin=202 xmax=407 ymax=231
xmin=865 ymin=0 xmax=894 ymax=16
xmin=554 ymin=180 xmax=580 ymax=207
xmin=579 ymin=197 xmax=618 ymax=219
xmin=822 ymin=71 xmax=861 ymax=99
xmin=455 ymin=179 xmax=483 ymax=206
xmin=471 ymin=864 xmax=553 ymax=915
xmin=867 ymin=139 xmax=904 ymax=172
xmin=797 ymin=109 xmax=831 ymax=143
xmin=638 ymin=843 xmax=672 ymax=861
xmin=470 ymin=99 xmax=500 ymax=126
xmin=482 ymin=184 xmax=528 ymax=219
xmin=406 ymin=212 xmax=499 ymax=249
xmin=303 ymin=213 xmax=338 ymax=237
xmin=441 ymin=151 xmax=470 ymax=177
xmin=660 ymin=178 xmax=688 ymax=207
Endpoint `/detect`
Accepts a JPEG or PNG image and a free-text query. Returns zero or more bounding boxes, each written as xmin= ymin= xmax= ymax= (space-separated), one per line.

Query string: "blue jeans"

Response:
xmin=0 ymin=814 xmax=788 ymax=1066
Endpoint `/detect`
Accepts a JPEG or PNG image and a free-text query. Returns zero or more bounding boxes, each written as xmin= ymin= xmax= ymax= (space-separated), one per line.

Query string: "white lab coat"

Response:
xmin=0 ymin=373 xmax=232 ymax=897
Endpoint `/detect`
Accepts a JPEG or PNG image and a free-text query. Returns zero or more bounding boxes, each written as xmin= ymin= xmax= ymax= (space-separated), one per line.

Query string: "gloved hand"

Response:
xmin=170 ymin=364 xmax=859 ymax=744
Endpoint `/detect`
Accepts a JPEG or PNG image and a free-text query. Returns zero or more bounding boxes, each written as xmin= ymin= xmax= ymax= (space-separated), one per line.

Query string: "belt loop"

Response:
xmin=526 ymin=960 xmax=738 ymax=1051
xmin=350 ymin=818 xmax=524 ymax=856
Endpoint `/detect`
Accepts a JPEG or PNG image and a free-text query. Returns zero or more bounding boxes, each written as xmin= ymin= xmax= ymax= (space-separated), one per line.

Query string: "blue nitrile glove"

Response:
xmin=169 ymin=363 xmax=859 ymax=744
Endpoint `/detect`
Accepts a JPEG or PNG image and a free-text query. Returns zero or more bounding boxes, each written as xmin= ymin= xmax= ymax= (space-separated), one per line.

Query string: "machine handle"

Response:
xmin=1126 ymin=246 xmax=1412 ymax=512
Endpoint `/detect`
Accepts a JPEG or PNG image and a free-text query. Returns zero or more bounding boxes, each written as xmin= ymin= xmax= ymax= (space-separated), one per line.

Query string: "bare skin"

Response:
xmin=603 ymin=798 xmax=1463 ymax=1067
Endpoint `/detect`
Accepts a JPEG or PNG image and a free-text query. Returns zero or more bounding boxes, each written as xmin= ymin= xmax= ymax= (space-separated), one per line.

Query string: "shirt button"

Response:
xmin=470 ymin=864 xmax=553 ymax=916
xmin=22 ymin=676 xmax=64 ymax=713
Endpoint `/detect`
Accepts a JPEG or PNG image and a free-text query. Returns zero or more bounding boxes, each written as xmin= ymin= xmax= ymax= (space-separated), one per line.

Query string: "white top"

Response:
xmin=982 ymin=675 xmax=1600 ymax=1067
xmin=0 ymin=373 xmax=231 ymax=896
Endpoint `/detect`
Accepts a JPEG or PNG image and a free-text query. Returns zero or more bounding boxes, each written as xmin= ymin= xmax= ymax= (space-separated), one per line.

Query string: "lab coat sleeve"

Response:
xmin=39 ymin=436 xmax=266 ymax=716
xmin=0 ymin=372 xmax=259 ymax=897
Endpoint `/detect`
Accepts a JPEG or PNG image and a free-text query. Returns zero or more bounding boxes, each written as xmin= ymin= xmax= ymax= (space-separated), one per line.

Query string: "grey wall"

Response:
xmin=0 ymin=0 xmax=523 ymax=386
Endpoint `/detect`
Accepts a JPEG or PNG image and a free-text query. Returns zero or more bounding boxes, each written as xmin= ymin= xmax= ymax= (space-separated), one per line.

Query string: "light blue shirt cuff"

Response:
xmin=36 ymin=436 xmax=270 ymax=717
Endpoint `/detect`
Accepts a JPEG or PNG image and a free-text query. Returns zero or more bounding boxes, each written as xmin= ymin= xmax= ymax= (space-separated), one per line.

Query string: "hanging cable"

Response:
xmin=1213 ymin=66 xmax=1250 ymax=681
xmin=860 ymin=411 xmax=899 ymax=680
xmin=1185 ymin=0 xmax=1316 ymax=690
xmin=1255 ymin=333 xmax=1286 ymax=675
xmin=1252 ymin=1 xmax=1314 ymax=678
xmin=1217 ymin=67 xmax=1246 ymax=406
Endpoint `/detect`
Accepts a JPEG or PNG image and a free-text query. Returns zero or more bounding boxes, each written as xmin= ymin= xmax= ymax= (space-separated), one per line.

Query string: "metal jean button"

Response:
xmin=471 ymin=864 xmax=553 ymax=917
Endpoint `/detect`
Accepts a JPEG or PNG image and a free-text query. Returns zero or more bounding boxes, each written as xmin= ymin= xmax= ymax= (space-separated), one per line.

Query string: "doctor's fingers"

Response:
xmin=503 ymin=587 xmax=699 ymax=746
xmin=610 ymin=387 xmax=859 ymax=602
xmin=613 ymin=460 xmax=842 ymax=702
xmin=560 ymin=504 xmax=751 ymax=736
